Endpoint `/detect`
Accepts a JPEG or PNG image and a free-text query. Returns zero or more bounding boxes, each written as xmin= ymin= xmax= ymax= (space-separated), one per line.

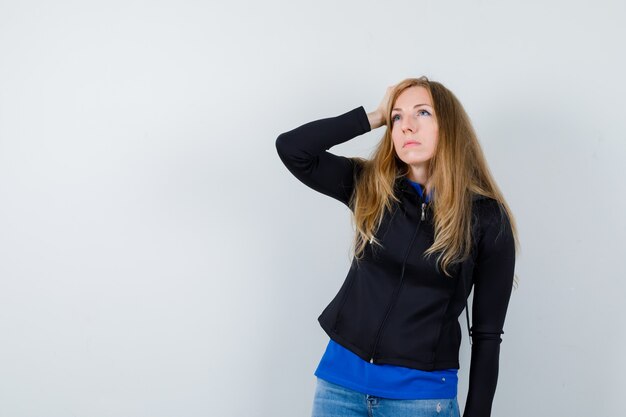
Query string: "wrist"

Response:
xmin=367 ymin=110 xmax=385 ymax=129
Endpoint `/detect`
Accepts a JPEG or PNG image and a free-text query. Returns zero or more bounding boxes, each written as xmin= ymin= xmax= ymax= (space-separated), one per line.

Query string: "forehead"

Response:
xmin=394 ymin=86 xmax=432 ymax=108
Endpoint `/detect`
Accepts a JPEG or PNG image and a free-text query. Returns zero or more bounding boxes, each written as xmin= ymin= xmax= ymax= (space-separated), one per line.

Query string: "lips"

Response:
xmin=403 ymin=140 xmax=421 ymax=147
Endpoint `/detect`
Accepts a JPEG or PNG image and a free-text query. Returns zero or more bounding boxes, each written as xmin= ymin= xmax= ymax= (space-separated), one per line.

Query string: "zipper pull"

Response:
xmin=421 ymin=202 xmax=426 ymax=221
xmin=369 ymin=357 xmax=374 ymax=364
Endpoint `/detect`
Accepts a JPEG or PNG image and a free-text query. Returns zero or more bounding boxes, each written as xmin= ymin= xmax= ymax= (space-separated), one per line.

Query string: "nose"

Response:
xmin=401 ymin=115 xmax=417 ymax=134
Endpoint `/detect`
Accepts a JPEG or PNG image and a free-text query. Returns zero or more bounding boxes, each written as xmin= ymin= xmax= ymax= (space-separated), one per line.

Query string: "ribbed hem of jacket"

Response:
xmin=318 ymin=317 xmax=460 ymax=371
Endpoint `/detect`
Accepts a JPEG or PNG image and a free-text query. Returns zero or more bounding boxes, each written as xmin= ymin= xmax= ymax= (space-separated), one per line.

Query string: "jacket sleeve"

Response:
xmin=463 ymin=204 xmax=516 ymax=417
xmin=274 ymin=106 xmax=372 ymax=207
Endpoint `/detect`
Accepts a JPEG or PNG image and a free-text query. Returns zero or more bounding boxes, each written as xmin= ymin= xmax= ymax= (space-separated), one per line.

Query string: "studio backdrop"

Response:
xmin=0 ymin=1 xmax=624 ymax=416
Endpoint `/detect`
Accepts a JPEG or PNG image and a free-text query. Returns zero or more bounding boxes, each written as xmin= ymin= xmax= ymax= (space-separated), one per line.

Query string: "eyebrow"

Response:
xmin=391 ymin=104 xmax=433 ymax=112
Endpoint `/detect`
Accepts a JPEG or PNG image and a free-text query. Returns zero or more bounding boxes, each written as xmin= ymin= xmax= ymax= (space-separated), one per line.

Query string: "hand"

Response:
xmin=368 ymin=84 xmax=398 ymax=129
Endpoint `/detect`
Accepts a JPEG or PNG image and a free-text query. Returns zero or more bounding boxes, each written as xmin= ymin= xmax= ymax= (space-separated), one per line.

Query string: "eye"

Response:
xmin=391 ymin=109 xmax=431 ymax=123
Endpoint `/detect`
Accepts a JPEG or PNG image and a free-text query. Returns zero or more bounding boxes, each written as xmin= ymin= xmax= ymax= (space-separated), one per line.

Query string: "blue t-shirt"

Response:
xmin=314 ymin=179 xmax=458 ymax=399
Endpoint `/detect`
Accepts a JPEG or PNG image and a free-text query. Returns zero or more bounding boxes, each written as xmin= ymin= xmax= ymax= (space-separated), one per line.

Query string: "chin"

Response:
xmin=400 ymin=157 xmax=431 ymax=165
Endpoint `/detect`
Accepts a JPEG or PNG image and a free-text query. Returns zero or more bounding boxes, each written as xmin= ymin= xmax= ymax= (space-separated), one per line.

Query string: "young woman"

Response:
xmin=275 ymin=76 xmax=519 ymax=417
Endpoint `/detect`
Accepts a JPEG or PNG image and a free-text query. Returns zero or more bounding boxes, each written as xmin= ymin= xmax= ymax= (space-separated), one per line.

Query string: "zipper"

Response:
xmin=368 ymin=196 xmax=427 ymax=364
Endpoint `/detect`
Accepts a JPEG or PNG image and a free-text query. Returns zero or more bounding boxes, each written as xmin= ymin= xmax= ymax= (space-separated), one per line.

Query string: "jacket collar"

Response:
xmin=395 ymin=176 xmax=488 ymax=202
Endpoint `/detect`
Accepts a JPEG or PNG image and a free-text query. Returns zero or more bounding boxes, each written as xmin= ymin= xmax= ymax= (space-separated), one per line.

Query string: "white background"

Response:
xmin=1 ymin=1 xmax=624 ymax=416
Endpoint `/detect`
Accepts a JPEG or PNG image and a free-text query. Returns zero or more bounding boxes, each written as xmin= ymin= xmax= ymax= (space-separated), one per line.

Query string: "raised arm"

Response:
xmin=274 ymin=82 xmax=394 ymax=206
xmin=275 ymin=106 xmax=374 ymax=207
xmin=464 ymin=202 xmax=516 ymax=417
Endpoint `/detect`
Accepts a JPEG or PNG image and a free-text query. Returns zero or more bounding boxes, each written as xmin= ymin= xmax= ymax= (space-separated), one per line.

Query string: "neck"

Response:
xmin=406 ymin=162 xmax=428 ymax=184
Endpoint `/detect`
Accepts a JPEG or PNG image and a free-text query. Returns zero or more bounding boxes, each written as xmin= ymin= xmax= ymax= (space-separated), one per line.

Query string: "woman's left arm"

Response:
xmin=463 ymin=203 xmax=516 ymax=417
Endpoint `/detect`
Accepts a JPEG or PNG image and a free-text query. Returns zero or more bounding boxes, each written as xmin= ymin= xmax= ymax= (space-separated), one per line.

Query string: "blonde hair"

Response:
xmin=348 ymin=76 xmax=520 ymax=283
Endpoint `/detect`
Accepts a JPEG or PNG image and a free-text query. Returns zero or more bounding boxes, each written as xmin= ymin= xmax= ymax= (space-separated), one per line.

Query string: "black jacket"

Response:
xmin=275 ymin=106 xmax=516 ymax=417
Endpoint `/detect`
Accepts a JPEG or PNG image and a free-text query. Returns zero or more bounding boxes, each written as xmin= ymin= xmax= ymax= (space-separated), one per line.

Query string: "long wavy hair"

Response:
xmin=348 ymin=76 xmax=520 ymax=283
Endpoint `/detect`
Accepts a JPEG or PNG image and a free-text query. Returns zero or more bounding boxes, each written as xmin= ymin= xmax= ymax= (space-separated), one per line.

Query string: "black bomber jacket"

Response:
xmin=275 ymin=106 xmax=516 ymax=417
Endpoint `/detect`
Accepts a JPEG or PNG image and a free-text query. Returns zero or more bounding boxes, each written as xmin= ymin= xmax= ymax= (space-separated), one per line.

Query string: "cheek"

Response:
xmin=391 ymin=133 xmax=402 ymax=149
xmin=429 ymin=126 xmax=439 ymax=143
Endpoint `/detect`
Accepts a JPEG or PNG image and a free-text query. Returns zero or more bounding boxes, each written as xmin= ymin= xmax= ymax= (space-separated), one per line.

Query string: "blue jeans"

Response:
xmin=311 ymin=377 xmax=461 ymax=417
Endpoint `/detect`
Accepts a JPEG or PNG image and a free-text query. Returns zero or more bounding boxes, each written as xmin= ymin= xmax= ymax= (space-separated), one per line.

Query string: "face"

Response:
xmin=390 ymin=86 xmax=438 ymax=169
